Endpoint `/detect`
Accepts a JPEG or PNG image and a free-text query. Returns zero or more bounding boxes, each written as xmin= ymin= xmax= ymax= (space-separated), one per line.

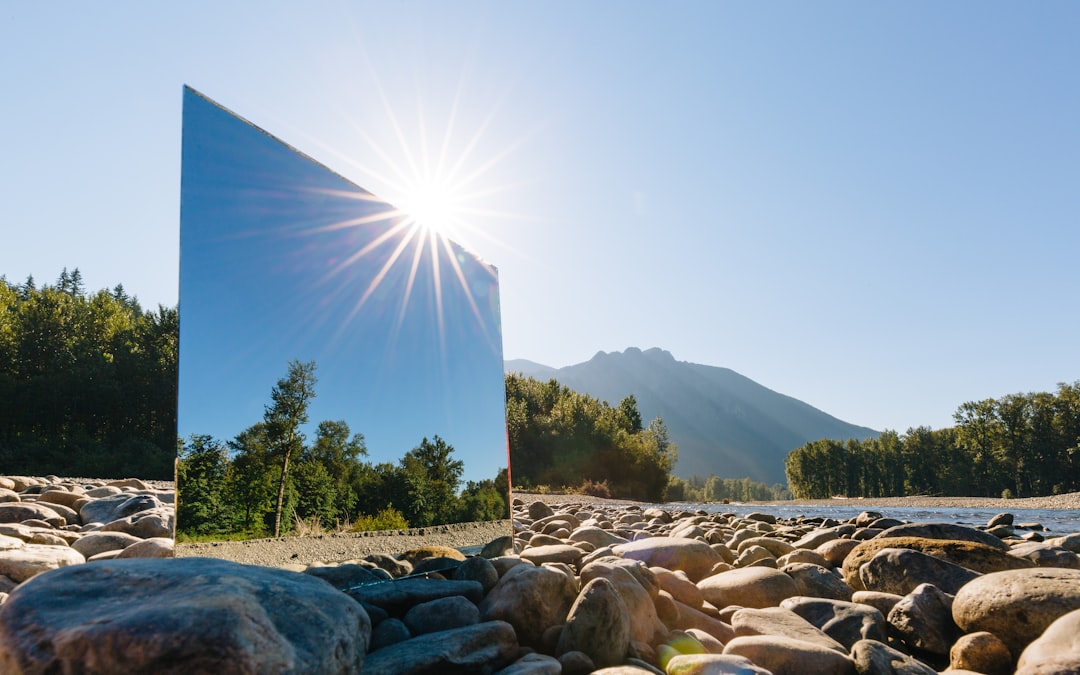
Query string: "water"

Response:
xmin=662 ymin=503 xmax=1080 ymax=537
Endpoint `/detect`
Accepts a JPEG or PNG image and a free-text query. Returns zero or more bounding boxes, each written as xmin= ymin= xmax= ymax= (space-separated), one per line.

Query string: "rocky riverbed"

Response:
xmin=2 ymin=481 xmax=1080 ymax=673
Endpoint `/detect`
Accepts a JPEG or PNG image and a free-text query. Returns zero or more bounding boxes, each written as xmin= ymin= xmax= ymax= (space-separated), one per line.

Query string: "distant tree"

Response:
xmin=264 ymin=360 xmax=317 ymax=537
xmin=176 ymin=435 xmax=230 ymax=534
xmin=399 ymin=435 xmax=464 ymax=527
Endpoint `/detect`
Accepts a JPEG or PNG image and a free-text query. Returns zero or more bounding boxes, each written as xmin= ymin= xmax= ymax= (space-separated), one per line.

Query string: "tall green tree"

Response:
xmin=264 ymin=360 xmax=317 ymax=537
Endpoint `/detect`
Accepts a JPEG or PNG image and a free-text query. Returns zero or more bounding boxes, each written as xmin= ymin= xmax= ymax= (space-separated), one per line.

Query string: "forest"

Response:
xmin=785 ymin=382 xmax=1080 ymax=499
xmin=177 ymin=361 xmax=509 ymax=538
xmin=0 ymin=270 xmax=176 ymax=479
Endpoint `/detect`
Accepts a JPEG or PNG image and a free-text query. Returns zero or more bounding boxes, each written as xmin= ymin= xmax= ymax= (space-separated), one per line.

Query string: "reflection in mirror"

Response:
xmin=175 ymin=87 xmax=509 ymax=554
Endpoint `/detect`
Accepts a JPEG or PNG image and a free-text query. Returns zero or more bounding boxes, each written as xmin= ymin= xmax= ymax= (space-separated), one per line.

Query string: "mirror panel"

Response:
xmin=176 ymin=87 xmax=508 ymax=546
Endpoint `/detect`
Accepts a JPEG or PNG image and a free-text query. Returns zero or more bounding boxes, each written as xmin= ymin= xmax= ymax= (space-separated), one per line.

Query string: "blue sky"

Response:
xmin=2 ymin=3 xmax=1078 ymax=434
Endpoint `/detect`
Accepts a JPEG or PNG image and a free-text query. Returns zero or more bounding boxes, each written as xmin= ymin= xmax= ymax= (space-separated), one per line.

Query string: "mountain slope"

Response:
xmin=506 ymin=347 xmax=879 ymax=484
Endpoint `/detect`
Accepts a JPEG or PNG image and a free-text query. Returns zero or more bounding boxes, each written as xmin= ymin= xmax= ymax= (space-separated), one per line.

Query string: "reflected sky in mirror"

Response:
xmin=178 ymin=88 xmax=506 ymax=486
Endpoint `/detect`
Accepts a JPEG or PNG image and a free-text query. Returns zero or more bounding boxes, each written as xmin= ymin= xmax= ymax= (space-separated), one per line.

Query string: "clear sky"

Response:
xmin=2 ymin=3 xmax=1078 ymax=434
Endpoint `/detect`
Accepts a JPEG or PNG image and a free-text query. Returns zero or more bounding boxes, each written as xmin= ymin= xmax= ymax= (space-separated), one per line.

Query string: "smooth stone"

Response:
xmin=778 ymin=548 xmax=830 ymax=568
xmin=306 ymin=563 xmax=390 ymax=590
xmin=569 ymin=526 xmax=629 ymax=548
xmin=397 ymin=546 xmax=466 ymax=567
xmin=665 ymin=653 xmax=772 ymax=674
xmin=887 ymin=583 xmax=957 ymax=656
xmin=362 ymin=619 xmax=518 ymax=675
xmin=1016 ymin=606 xmax=1080 ymax=674
xmin=581 ymin=557 xmax=659 ymax=598
xmin=850 ymin=639 xmax=937 ymax=675
xmin=481 ymin=535 xmax=515 ymax=559
xmin=876 ymin=521 xmax=1010 ymax=550
xmin=723 ymin=635 xmax=856 ymax=675
xmin=370 ymin=618 xmax=411 ymax=651
xmin=0 ymin=535 xmax=23 ymax=550
xmin=520 ymin=544 xmax=583 ymax=566
xmin=350 ymin=577 xmax=483 ymax=615
xmin=731 ymin=606 xmax=846 ymax=652
xmin=851 ymin=590 xmax=903 ymax=618
xmin=0 ymin=502 xmax=65 ymax=526
xmin=556 ymin=577 xmax=630 ymax=667
xmin=69 ymin=531 xmax=142 ymax=559
xmin=0 ymin=544 xmax=85 ymax=582
xmin=78 ymin=494 xmax=163 ymax=526
xmin=780 ymin=597 xmax=886 ymax=649
xmin=953 ymin=567 xmax=1080 ymax=657
xmin=32 ymin=501 xmax=80 ymax=526
xmin=950 ymin=631 xmax=1012 ymax=675
xmin=365 ymin=552 xmax=413 ymax=577
xmin=652 ymin=566 xmax=705 ymax=609
xmin=403 ymin=595 xmax=479 ymax=635
xmin=453 ymin=555 xmax=499 ymax=594
xmin=0 ymin=557 xmax=369 ymax=674
xmin=698 ymin=566 xmax=798 ymax=609
xmin=783 ymin=562 xmax=853 ymax=601
xmin=858 ymin=547 xmax=979 ymax=595
xmin=527 ymin=501 xmax=555 ymax=520
xmin=497 ymin=652 xmax=563 ymax=675
xmin=115 ymin=537 xmax=173 ymax=559
xmin=842 ymin=537 xmax=1030 ymax=591
xmin=558 ymin=650 xmax=596 ymax=675
xmin=1009 ymin=541 xmax=1080 ymax=569
xmin=28 ymin=532 xmax=67 ymax=546
xmin=479 ymin=562 xmax=577 ymax=648
xmin=613 ymin=537 xmax=723 ymax=582
xmin=99 ymin=507 xmax=175 ymax=539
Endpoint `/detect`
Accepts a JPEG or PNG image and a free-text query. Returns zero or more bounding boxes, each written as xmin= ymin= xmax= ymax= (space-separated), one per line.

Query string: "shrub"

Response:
xmin=351 ymin=506 xmax=410 ymax=532
xmin=579 ymin=479 xmax=612 ymax=499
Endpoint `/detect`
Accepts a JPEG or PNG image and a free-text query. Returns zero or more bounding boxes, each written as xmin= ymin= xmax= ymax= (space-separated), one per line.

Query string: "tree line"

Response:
xmin=177 ymin=360 xmax=509 ymax=538
xmin=785 ymin=383 xmax=1080 ymax=499
xmin=665 ymin=474 xmax=791 ymax=503
xmin=0 ymin=270 xmax=176 ymax=479
xmin=505 ymin=373 xmax=677 ymax=501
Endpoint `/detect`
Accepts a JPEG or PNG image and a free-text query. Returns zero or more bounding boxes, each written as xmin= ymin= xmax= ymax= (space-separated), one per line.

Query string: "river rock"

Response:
xmin=556 ymin=577 xmax=630 ymax=667
xmin=70 ymin=530 xmax=143 ymax=558
xmin=850 ymin=639 xmax=937 ymax=675
xmin=453 ymin=555 xmax=499 ymax=593
xmin=876 ymin=521 xmax=1009 ymax=550
xmin=857 ymin=547 xmax=980 ymax=595
xmin=723 ymin=634 xmax=855 ymax=675
xmin=652 ymin=566 xmax=705 ymax=609
xmin=527 ymin=501 xmax=555 ymax=520
xmin=842 ymin=537 xmax=1031 ymax=591
xmin=520 ymin=544 xmax=583 ymax=567
xmin=783 ymin=562 xmax=853 ymax=601
xmin=581 ymin=562 xmax=666 ymax=645
xmin=665 ymin=653 xmax=772 ymax=674
xmin=116 ymin=536 xmax=173 ymax=558
xmin=350 ymin=577 xmax=483 ymax=615
xmin=361 ymin=620 xmax=518 ymax=675
xmin=370 ymin=618 xmax=411 ymax=651
xmin=0 ymin=502 xmax=66 ymax=526
xmin=403 ymin=595 xmax=479 ymax=635
xmin=613 ymin=537 xmax=723 ymax=582
xmin=570 ymin=526 xmax=629 ymax=548
xmin=499 ymin=652 xmax=563 ymax=674
xmin=699 ymin=566 xmax=799 ymax=609
xmin=99 ymin=506 xmax=174 ymax=539
xmin=780 ymin=597 xmax=886 ymax=649
xmin=887 ymin=583 xmax=957 ymax=655
xmin=0 ymin=544 xmax=85 ymax=582
xmin=479 ymin=562 xmax=577 ymax=647
xmin=731 ymin=606 xmax=847 ymax=652
xmin=1016 ymin=606 xmax=1080 ymax=674
xmin=32 ymin=501 xmax=80 ymax=525
xmin=950 ymin=631 xmax=1012 ymax=675
xmin=0 ymin=556 xmax=370 ymax=674
xmin=1008 ymin=541 xmax=1080 ymax=569
xmin=953 ymin=567 xmax=1080 ymax=657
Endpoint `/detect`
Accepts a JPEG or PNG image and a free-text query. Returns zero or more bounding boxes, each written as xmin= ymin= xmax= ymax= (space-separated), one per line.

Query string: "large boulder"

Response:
xmin=1016 ymin=607 xmax=1080 ymax=674
xmin=0 ymin=557 xmax=370 ymax=674
xmin=875 ymin=522 xmax=1010 ymax=550
xmin=0 ymin=544 xmax=85 ymax=582
xmin=556 ymin=577 xmax=630 ymax=667
xmin=841 ymin=536 xmax=1030 ymax=591
xmin=953 ymin=567 xmax=1080 ymax=658
xmin=857 ymin=547 xmax=980 ymax=596
xmin=479 ymin=562 xmax=577 ymax=647
xmin=780 ymin=597 xmax=886 ymax=650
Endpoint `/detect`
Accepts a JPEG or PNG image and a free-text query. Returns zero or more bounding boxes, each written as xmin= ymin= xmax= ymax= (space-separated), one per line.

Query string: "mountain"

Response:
xmin=506 ymin=347 xmax=879 ymax=485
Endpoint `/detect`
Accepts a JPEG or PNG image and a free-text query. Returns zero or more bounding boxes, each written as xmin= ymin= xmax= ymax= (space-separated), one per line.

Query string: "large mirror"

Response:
xmin=175 ymin=87 xmax=509 ymax=553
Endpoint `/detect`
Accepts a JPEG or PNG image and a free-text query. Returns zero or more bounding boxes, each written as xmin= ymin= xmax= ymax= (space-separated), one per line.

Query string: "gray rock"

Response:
xmin=556 ymin=577 xmax=630 ymax=667
xmin=99 ymin=506 xmax=174 ymax=539
xmin=403 ymin=595 xmax=480 ymax=635
xmin=783 ymin=562 xmax=853 ymax=601
xmin=569 ymin=526 xmax=629 ymax=548
xmin=665 ymin=653 xmax=772 ymax=674
xmin=370 ymin=618 xmax=411 ymax=651
xmin=781 ymin=597 xmax=887 ymax=649
xmin=362 ymin=620 xmax=518 ymax=675
xmin=954 ymin=567 xmax=1080 ymax=658
xmin=0 ymin=503 xmax=65 ymax=526
xmin=32 ymin=501 xmax=80 ymax=526
xmin=0 ymin=557 xmax=369 ymax=674
xmin=479 ymin=562 xmax=577 ymax=647
xmin=306 ymin=563 xmax=390 ymax=589
xmin=1009 ymin=541 xmax=1080 ymax=569
xmin=481 ymin=535 xmax=515 ymax=559
xmin=497 ymin=652 xmax=562 ymax=675
xmin=527 ymin=501 xmax=554 ymax=520
xmin=454 ymin=555 xmax=500 ymax=594
xmin=887 ymin=583 xmax=957 ymax=656
xmin=558 ymin=650 xmax=596 ymax=675
xmin=580 ymin=563 xmax=666 ymax=646
xmin=850 ymin=639 xmax=937 ymax=675
xmin=365 ymin=552 xmax=413 ymax=577
xmin=79 ymin=494 xmax=163 ymax=526
xmin=350 ymin=577 xmax=483 ymax=615
xmin=116 ymin=537 xmax=174 ymax=558
xmin=520 ymin=544 xmax=583 ymax=567
xmin=858 ymin=547 xmax=980 ymax=595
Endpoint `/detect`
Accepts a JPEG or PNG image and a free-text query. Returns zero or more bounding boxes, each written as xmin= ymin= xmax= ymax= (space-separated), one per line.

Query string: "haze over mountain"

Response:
xmin=506 ymin=347 xmax=879 ymax=485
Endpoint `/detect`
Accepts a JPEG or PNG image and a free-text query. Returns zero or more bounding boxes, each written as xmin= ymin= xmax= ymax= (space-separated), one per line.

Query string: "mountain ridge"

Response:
xmin=505 ymin=347 xmax=879 ymax=484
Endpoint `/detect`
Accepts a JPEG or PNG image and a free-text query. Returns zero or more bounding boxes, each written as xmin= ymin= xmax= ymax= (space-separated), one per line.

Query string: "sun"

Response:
xmin=398 ymin=177 xmax=460 ymax=239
